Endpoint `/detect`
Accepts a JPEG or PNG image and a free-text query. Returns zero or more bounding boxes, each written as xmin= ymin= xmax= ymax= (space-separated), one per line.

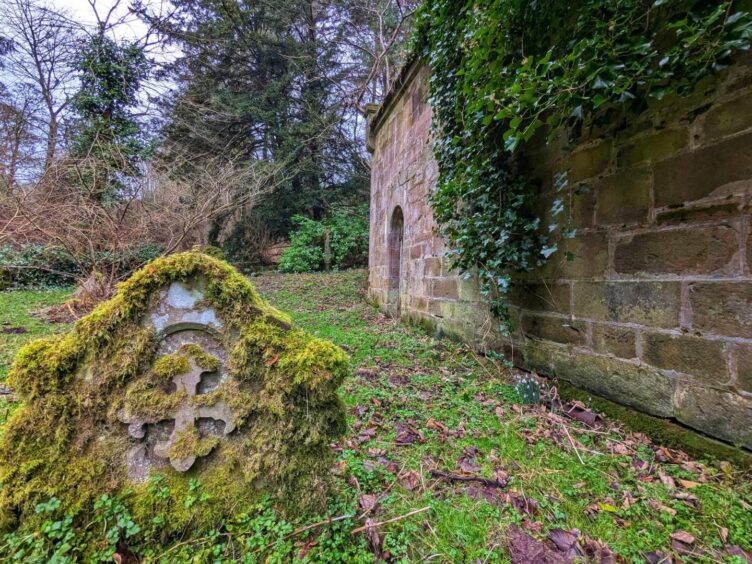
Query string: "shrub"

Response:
xmin=0 ymin=244 xmax=163 ymax=290
xmin=279 ymin=206 xmax=369 ymax=273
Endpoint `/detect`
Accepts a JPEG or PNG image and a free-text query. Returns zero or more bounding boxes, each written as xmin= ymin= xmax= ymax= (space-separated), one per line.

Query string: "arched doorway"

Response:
xmin=387 ymin=206 xmax=404 ymax=318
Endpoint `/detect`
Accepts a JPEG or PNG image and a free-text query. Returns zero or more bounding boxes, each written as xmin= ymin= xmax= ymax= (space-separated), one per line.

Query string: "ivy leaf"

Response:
xmin=541 ymin=245 xmax=558 ymax=259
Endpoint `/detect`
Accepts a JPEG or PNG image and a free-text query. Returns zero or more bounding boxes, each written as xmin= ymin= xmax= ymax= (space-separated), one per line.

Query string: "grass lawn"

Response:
xmin=1 ymin=271 xmax=751 ymax=562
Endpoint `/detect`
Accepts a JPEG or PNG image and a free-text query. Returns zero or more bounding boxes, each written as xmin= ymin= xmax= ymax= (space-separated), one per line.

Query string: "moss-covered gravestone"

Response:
xmin=0 ymin=252 xmax=348 ymax=531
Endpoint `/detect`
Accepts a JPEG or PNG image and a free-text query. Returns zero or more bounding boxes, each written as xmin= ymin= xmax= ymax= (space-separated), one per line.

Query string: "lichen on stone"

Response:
xmin=0 ymin=251 xmax=349 ymax=535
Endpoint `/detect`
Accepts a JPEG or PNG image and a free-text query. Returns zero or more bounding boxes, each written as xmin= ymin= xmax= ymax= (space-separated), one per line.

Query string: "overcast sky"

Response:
xmin=51 ymin=0 xmax=152 ymax=41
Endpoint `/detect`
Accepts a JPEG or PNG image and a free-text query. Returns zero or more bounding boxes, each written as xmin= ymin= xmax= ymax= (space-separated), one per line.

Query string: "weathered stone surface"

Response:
xmin=703 ymin=92 xmax=752 ymax=141
xmin=674 ymin=384 xmax=752 ymax=449
xmin=0 ymin=253 xmax=348 ymax=531
xmin=613 ymin=225 xmax=739 ymax=276
xmin=733 ymin=344 xmax=752 ymax=393
xmin=573 ymin=281 xmax=681 ymax=328
xmin=369 ymin=59 xmax=752 ymax=449
xmin=569 ymin=186 xmax=595 ymax=228
xmin=595 ymin=167 xmax=652 ymax=226
xmin=523 ymin=340 xmax=675 ymax=417
xmin=654 ymin=132 xmax=752 ymax=206
xmin=689 ymin=282 xmax=752 ymax=337
xmin=566 ymin=141 xmax=612 ymax=182
xmin=510 ymin=282 xmax=571 ymax=314
xmin=539 ymin=232 xmax=609 ymax=279
xmin=522 ymin=314 xmax=586 ymax=346
xmin=591 ymin=324 xmax=636 ymax=358
xmin=642 ymin=332 xmax=729 ymax=384
xmin=617 ymin=128 xmax=688 ymax=167
xmin=431 ymin=277 xmax=458 ymax=300
xmin=655 ymin=200 xmax=741 ymax=225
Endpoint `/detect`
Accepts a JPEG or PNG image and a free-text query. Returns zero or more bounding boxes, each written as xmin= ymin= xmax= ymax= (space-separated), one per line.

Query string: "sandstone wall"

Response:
xmin=367 ymin=58 xmax=752 ymax=449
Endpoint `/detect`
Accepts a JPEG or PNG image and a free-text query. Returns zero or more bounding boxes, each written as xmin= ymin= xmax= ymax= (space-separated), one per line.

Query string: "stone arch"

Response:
xmin=387 ymin=206 xmax=404 ymax=317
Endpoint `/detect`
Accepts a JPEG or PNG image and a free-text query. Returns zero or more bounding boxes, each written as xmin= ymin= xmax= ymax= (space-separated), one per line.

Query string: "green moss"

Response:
xmin=152 ymin=354 xmax=191 ymax=380
xmin=124 ymin=379 xmax=187 ymax=419
xmin=0 ymin=251 xmax=349 ymax=536
xmin=177 ymin=343 xmax=220 ymax=371
xmin=170 ymin=427 xmax=219 ymax=460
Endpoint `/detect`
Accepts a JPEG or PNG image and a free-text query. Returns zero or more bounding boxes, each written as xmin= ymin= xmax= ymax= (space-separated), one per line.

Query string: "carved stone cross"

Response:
xmin=119 ymin=356 xmax=236 ymax=473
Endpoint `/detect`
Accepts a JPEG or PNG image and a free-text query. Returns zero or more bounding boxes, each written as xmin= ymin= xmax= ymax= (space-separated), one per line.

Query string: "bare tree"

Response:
xmin=336 ymin=0 xmax=420 ymax=113
xmin=0 ymin=93 xmax=37 ymax=188
xmin=0 ymin=0 xmax=78 ymax=172
xmin=0 ymin=142 xmax=293 ymax=304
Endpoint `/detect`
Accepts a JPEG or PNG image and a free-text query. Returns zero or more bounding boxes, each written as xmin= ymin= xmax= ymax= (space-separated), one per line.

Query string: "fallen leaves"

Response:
xmin=0 ymin=326 xmax=28 ymax=334
xmin=394 ymin=422 xmax=425 ymax=446
xmin=506 ymin=524 xmax=620 ymax=564
xmin=457 ymin=446 xmax=482 ymax=473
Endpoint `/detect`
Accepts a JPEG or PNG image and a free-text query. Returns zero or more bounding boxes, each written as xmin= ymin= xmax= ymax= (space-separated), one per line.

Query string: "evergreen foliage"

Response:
xmin=70 ymin=31 xmax=150 ymax=203
xmin=279 ymin=205 xmax=370 ymax=273
xmin=145 ymin=0 xmax=372 ymax=243
xmin=415 ymin=0 xmax=752 ymax=328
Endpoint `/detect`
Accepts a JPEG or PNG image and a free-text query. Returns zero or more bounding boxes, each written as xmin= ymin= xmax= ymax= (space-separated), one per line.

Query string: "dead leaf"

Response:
xmin=677 ymin=479 xmax=701 ymax=489
xmin=264 ymin=353 xmax=280 ymax=367
xmin=506 ymin=524 xmax=569 ymax=564
xmin=644 ymin=551 xmax=669 ymax=564
xmin=426 ymin=418 xmax=448 ymax=433
xmin=0 ymin=326 xmax=28 ymax=334
xmin=548 ymin=528 xmax=583 ymax=560
xmin=364 ymin=518 xmax=381 ymax=558
xmin=726 ymin=546 xmax=752 ymax=562
xmin=670 ymin=531 xmax=696 ymax=544
xmin=719 ymin=461 xmax=733 ymax=478
xmin=359 ymin=494 xmax=378 ymax=513
xmin=357 ymin=427 xmax=377 ymax=443
xmin=659 ymin=471 xmax=676 ymax=489
xmin=400 ymin=470 xmax=420 ymax=491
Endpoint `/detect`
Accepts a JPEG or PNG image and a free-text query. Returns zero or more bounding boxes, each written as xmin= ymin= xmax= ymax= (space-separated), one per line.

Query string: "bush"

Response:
xmin=0 ymin=244 xmax=163 ymax=290
xmin=279 ymin=206 xmax=369 ymax=273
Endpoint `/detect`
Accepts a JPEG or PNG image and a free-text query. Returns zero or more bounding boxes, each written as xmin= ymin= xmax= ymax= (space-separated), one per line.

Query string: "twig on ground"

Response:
xmin=351 ymin=506 xmax=431 ymax=535
xmin=284 ymin=513 xmax=355 ymax=541
xmin=429 ymin=470 xmax=507 ymax=488
xmin=560 ymin=423 xmax=585 ymax=465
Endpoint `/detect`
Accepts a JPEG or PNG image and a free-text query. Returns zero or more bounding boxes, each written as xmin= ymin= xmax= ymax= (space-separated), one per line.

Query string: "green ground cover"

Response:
xmin=0 ymin=271 xmax=750 ymax=562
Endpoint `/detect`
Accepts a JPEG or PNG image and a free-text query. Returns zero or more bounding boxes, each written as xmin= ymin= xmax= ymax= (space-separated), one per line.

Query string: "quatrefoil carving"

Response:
xmin=118 ymin=355 xmax=236 ymax=473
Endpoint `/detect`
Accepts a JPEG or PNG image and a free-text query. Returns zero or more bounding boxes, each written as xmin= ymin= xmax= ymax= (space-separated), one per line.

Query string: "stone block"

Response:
xmin=617 ymin=128 xmax=688 ymax=167
xmin=538 ymin=232 xmax=609 ymax=280
xmin=642 ymin=332 xmax=729 ymax=384
xmin=595 ymin=167 xmax=652 ymax=226
xmin=689 ymin=282 xmax=752 ymax=337
xmin=569 ymin=186 xmax=595 ymax=229
xmin=654 ymin=132 xmax=752 ymax=206
xmin=673 ymin=384 xmax=752 ymax=449
xmin=522 ymin=314 xmax=587 ymax=346
xmin=510 ymin=282 xmax=571 ymax=314
xmin=423 ymin=256 xmax=442 ymax=277
xmin=411 ymin=295 xmax=428 ymax=312
xmin=656 ymin=200 xmax=741 ymax=225
xmin=523 ymin=340 xmax=675 ymax=417
xmin=431 ymin=278 xmax=459 ymax=300
xmin=591 ymin=324 xmax=636 ymax=358
xmin=566 ymin=141 xmax=612 ymax=182
xmin=703 ymin=92 xmax=752 ymax=141
xmin=457 ymin=275 xmax=481 ymax=301
xmin=613 ymin=225 xmax=739 ymax=276
xmin=573 ymin=281 xmax=681 ymax=328
xmin=733 ymin=344 xmax=752 ymax=393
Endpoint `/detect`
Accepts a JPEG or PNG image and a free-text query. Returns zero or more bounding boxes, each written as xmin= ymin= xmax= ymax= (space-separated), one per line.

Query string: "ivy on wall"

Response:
xmin=414 ymin=0 xmax=752 ymax=331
